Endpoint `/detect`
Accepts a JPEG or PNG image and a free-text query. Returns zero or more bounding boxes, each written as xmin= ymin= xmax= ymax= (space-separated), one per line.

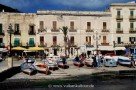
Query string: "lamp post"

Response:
xmin=7 ymin=24 xmax=14 ymax=57
xmin=93 ymin=31 xmax=101 ymax=55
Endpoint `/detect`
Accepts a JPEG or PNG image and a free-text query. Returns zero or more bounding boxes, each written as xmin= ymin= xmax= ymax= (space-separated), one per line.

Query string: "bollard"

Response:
xmin=8 ymin=57 xmax=13 ymax=68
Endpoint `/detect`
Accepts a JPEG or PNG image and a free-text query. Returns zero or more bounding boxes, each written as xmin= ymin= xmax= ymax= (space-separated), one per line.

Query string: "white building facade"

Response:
xmin=0 ymin=2 xmax=136 ymax=55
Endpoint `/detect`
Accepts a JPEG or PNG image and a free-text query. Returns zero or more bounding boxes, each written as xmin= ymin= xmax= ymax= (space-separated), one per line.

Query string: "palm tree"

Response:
xmin=60 ymin=26 xmax=68 ymax=56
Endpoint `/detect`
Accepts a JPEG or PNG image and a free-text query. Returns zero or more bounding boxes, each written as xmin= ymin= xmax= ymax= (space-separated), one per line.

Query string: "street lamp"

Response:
xmin=93 ymin=31 xmax=101 ymax=55
xmin=7 ymin=24 xmax=14 ymax=57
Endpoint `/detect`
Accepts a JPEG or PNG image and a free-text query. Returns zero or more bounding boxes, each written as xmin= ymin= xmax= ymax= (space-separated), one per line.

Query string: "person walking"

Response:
xmin=130 ymin=54 xmax=135 ymax=68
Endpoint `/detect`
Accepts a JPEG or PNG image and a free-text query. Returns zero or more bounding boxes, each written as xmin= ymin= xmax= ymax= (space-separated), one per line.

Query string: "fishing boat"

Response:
xmin=43 ymin=55 xmax=58 ymax=70
xmin=20 ymin=58 xmax=37 ymax=75
xmin=117 ymin=56 xmax=131 ymax=66
xmin=57 ymin=57 xmax=69 ymax=69
xmin=84 ymin=58 xmax=93 ymax=67
xmin=103 ymin=56 xmax=117 ymax=67
xmin=34 ymin=61 xmax=50 ymax=75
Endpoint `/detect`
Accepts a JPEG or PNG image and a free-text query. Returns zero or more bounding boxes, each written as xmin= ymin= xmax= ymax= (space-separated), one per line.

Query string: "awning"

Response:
xmin=28 ymin=46 xmax=44 ymax=51
xmin=97 ymin=46 xmax=125 ymax=51
xmin=12 ymin=46 xmax=27 ymax=51
xmin=114 ymin=47 xmax=125 ymax=50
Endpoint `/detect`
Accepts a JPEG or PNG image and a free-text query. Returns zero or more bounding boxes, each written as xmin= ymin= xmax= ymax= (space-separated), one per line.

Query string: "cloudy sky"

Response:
xmin=0 ymin=0 xmax=135 ymax=12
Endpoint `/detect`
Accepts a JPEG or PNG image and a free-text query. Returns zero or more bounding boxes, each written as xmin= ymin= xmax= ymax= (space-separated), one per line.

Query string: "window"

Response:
xmin=40 ymin=36 xmax=44 ymax=44
xmin=39 ymin=21 xmax=44 ymax=29
xmin=103 ymin=22 xmax=107 ymax=29
xmin=70 ymin=21 xmax=74 ymax=30
xmin=86 ymin=36 xmax=91 ymax=44
xmin=29 ymin=25 xmax=34 ymax=31
xmin=0 ymin=38 xmax=3 ymax=43
xmin=53 ymin=21 xmax=57 ymax=30
xmin=129 ymin=37 xmax=135 ymax=43
xmin=70 ymin=36 xmax=74 ymax=45
xmin=117 ymin=10 xmax=121 ymax=16
xmin=117 ymin=37 xmax=121 ymax=44
xmin=103 ymin=36 xmax=106 ymax=43
xmin=130 ymin=10 xmax=134 ymax=16
xmin=14 ymin=24 xmax=19 ymax=31
xmin=0 ymin=24 xmax=2 ymax=33
xmin=130 ymin=22 xmax=134 ymax=29
xmin=87 ymin=22 xmax=91 ymax=30
xmin=117 ymin=22 xmax=121 ymax=29
xmin=53 ymin=36 xmax=57 ymax=45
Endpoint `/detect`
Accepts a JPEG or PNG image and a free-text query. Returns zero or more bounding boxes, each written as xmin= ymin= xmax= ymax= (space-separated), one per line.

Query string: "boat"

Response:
xmin=73 ymin=57 xmax=84 ymax=67
xmin=117 ymin=56 xmax=131 ymax=66
xmin=20 ymin=58 xmax=37 ymax=75
xmin=84 ymin=58 xmax=93 ymax=67
xmin=43 ymin=55 xmax=58 ymax=70
xmin=103 ymin=56 xmax=117 ymax=67
xmin=34 ymin=61 xmax=50 ymax=75
xmin=57 ymin=57 xmax=69 ymax=69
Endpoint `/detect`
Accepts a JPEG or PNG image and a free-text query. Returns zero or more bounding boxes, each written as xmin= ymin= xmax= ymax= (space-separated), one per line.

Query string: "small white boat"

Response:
xmin=117 ymin=56 xmax=131 ymax=66
xmin=103 ymin=56 xmax=117 ymax=67
xmin=84 ymin=58 xmax=93 ymax=67
xmin=43 ymin=55 xmax=58 ymax=70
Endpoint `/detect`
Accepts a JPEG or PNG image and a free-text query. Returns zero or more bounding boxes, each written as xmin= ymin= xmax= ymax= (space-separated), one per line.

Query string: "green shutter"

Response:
xmin=117 ymin=23 xmax=121 ymax=29
xmin=130 ymin=23 xmax=134 ymax=29
xmin=14 ymin=38 xmax=20 ymax=46
xmin=130 ymin=11 xmax=134 ymax=16
xmin=29 ymin=38 xmax=35 ymax=46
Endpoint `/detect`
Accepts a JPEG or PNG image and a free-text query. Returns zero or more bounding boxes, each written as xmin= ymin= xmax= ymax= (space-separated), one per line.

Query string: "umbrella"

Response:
xmin=12 ymin=46 xmax=27 ymax=51
xmin=28 ymin=47 xmax=44 ymax=51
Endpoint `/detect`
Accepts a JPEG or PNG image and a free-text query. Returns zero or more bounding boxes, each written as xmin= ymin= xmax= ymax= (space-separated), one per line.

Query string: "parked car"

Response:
xmin=103 ymin=56 xmax=117 ymax=67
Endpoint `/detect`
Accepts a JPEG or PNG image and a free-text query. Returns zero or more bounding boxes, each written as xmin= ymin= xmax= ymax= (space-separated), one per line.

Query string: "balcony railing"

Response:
xmin=101 ymin=29 xmax=110 ymax=32
xmin=116 ymin=28 xmax=123 ymax=33
xmin=101 ymin=43 xmax=109 ymax=46
xmin=115 ymin=42 xmax=136 ymax=47
xmin=116 ymin=15 xmax=123 ymax=21
xmin=51 ymin=28 xmax=60 ymax=32
xmin=0 ymin=30 xmax=5 ymax=36
xmin=38 ymin=28 xmax=46 ymax=33
xmin=28 ymin=30 xmax=36 ymax=35
xmin=129 ymin=28 xmax=136 ymax=33
xmin=86 ymin=29 xmax=94 ymax=32
xmin=69 ymin=28 xmax=77 ymax=32
xmin=14 ymin=30 xmax=21 ymax=35
xmin=129 ymin=16 xmax=136 ymax=21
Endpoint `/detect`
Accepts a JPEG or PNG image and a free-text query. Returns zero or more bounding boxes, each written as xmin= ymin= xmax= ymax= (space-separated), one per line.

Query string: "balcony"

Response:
xmin=129 ymin=16 xmax=136 ymax=21
xmin=0 ymin=30 xmax=5 ymax=36
xmin=38 ymin=28 xmax=46 ymax=33
xmin=101 ymin=29 xmax=110 ymax=32
xmin=116 ymin=15 xmax=123 ymax=21
xmin=14 ymin=30 xmax=21 ymax=35
xmin=101 ymin=43 xmax=109 ymax=46
xmin=86 ymin=29 xmax=94 ymax=32
xmin=51 ymin=28 xmax=60 ymax=32
xmin=129 ymin=28 xmax=136 ymax=33
xmin=116 ymin=29 xmax=123 ymax=34
xmin=28 ymin=30 xmax=36 ymax=35
xmin=115 ymin=42 xmax=136 ymax=47
xmin=86 ymin=42 xmax=94 ymax=47
xmin=69 ymin=28 xmax=77 ymax=32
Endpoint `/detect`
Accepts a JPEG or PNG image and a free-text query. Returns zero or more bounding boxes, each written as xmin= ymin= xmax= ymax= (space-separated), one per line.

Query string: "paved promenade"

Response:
xmin=0 ymin=58 xmax=136 ymax=82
